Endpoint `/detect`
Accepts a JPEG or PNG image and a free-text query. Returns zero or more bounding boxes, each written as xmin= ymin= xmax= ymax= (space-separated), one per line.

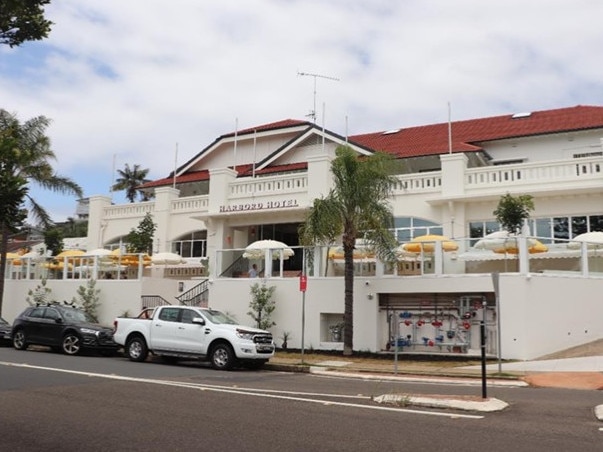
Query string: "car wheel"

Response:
xmin=126 ymin=336 xmax=148 ymax=362
xmin=210 ymin=342 xmax=236 ymax=371
xmin=62 ymin=333 xmax=82 ymax=355
xmin=12 ymin=329 xmax=27 ymax=351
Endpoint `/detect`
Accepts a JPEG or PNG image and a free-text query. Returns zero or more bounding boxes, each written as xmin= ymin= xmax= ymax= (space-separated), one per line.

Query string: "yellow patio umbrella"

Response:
xmin=55 ymin=249 xmax=86 ymax=264
xmin=493 ymin=239 xmax=548 ymax=255
xmin=5 ymin=252 xmax=22 ymax=265
xmin=43 ymin=261 xmax=74 ymax=271
xmin=402 ymin=235 xmax=459 ymax=253
xmin=328 ymin=246 xmax=375 ymax=261
xmin=112 ymin=250 xmax=151 ymax=266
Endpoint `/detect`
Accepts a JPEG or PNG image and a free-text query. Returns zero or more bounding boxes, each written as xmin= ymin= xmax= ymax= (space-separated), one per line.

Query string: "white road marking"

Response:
xmin=0 ymin=361 xmax=484 ymax=419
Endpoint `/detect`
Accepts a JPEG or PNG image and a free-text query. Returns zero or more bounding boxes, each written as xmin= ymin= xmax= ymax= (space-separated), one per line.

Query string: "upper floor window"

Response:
xmin=393 ymin=217 xmax=443 ymax=242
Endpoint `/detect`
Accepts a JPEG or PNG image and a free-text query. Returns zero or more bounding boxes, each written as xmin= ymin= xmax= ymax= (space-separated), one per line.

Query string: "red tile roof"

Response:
xmin=349 ymin=105 xmax=603 ymax=157
xmin=141 ymin=162 xmax=308 ymax=188
xmin=227 ymin=119 xmax=311 ymax=137
xmin=145 ymin=105 xmax=603 ymax=187
xmin=141 ymin=170 xmax=210 ymax=188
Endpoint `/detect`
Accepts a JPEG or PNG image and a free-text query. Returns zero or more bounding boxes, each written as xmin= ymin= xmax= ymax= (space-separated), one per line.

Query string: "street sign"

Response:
xmin=299 ymin=274 xmax=307 ymax=292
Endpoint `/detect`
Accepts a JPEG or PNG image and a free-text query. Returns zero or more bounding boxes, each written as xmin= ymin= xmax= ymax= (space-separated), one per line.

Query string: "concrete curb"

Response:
xmin=307 ymin=366 xmax=529 ymax=387
xmin=374 ymin=393 xmax=509 ymax=412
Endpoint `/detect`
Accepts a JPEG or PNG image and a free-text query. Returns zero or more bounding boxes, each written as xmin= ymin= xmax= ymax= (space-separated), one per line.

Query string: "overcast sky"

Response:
xmin=2 ymin=0 xmax=603 ymax=222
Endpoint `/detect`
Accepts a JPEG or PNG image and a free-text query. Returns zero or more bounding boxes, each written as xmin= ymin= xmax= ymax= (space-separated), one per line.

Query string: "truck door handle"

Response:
xmin=204 ymin=328 xmax=211 ymax=334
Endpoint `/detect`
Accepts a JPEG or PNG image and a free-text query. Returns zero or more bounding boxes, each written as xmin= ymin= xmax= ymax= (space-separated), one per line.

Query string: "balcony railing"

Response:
xmin=171 ymin=195 xmax=209 ymax=213
xmin=465 ymin=157 xmax=602 ymax=188
xmin=98 ymin=156 xmax=603 ymax=221
xmin=214 ymin=237 xmax=603 ymax=280
xmin=104 ymin=202 xmax=154 ymax=219
xmin=229 ymin=173 xmax=308 ymax=198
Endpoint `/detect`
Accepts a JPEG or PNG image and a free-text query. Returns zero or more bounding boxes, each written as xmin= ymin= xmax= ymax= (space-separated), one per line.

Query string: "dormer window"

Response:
xmin=511 ymin=112 xmax=532 ymax=119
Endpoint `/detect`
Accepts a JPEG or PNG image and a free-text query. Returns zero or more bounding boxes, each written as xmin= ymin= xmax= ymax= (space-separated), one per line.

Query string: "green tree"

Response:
xmin=0 ymin=109 xmax=83 ymax=316
xmin=71 ymin=279 xmax=101 ymax=322
xmin=112 ymin=163 xmax=151 ymax=203
xmin=299 ymin=145 xmax=398 ymax=356
xmin=58 ymin=217 xmax=88 ymax=238
xmin=248 ymin=282 xmax=276 ymax=330
xmin=125 ymin=213 xmax=156 ymax=254
xmin=25 ymin=278 xmax=54 ymax=306
xmin=43 ymin=227 xmax=63 ymax=256
xmin=0 ymin=0 xmax=53 ymax=47
xmin=493 ymin=193 xmax=535 ymax=234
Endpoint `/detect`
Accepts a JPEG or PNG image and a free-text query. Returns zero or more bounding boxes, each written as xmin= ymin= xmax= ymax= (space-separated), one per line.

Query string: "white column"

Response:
xmin=306 ymin=154 xmax=332 ymax=200
xmin=86 ymin=195 xmax=112 ymax=250
xmin=153 ymin=187 xmax=180 ymax=253
xmin=440 ymin=153 xmax=468 ymax=198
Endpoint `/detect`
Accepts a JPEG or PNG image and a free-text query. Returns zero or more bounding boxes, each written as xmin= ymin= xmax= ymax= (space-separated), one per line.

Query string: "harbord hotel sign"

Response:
xmin=219 ymin=199 xmax=299 ymax=213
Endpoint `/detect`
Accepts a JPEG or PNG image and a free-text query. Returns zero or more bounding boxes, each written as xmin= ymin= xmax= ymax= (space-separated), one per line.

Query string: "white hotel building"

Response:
xmin=5 ymin=105 xmax=603 ymax=360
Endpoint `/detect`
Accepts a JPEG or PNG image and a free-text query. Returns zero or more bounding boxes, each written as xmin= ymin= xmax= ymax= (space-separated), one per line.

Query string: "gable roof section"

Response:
xmin=232 ymin=119 xmax=311 ymax=136
xmin=141 ymin=170 xmax=209 ymax=188
xmin=254 ymin=123 xmax=372 ymax=171
xmin=175 ymin=119 xmax=313 ymax=177
xmin=145 ymin=105 xmax=603 ymax=188
xmin=349 ymin=105 xmax=603 ymax=158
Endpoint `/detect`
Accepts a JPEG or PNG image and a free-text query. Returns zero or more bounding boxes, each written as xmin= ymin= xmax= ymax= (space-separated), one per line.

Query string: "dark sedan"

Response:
xmin=0 ymin=317 xmax=11 ymax=345
xmin=11 ymin=304 xmax=118 ymax=355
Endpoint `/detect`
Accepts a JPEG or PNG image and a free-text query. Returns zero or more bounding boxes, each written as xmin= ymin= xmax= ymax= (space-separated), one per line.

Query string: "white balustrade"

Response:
xmin=229 ymin=174 xmax=308 ymax=198
xmin=171 ymin=195 xmax=209 ymax=213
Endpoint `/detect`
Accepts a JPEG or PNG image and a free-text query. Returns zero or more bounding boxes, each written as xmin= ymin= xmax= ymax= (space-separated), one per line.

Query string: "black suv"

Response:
xmin=0 ymin=317 xmax=11 ymax=345
xmin=11 ymin=304 xmax=118 ymax=355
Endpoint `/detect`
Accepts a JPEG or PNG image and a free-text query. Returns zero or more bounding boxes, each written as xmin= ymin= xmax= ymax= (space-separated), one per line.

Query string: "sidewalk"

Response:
xmin=266 ymin=352 xmax=603 ymax=413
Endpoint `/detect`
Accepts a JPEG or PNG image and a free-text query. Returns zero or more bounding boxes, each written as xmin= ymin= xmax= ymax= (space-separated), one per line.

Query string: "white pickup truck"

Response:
xmin=113 ymin=305 xmax=275 ymax=370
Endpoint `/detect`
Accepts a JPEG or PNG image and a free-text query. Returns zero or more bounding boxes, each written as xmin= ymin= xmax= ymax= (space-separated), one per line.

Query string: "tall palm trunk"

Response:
xmin=0 ymin=225 xmax=9 ymax=317
xmin=343 ymin=234 xmax=355 ymax=356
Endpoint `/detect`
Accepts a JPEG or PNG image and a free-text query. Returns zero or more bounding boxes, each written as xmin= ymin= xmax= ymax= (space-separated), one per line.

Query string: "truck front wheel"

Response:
xmin=210 ymin=342 xmax=236 ymax=371
xmin=126 ymin=336 xmax=148 ymax=362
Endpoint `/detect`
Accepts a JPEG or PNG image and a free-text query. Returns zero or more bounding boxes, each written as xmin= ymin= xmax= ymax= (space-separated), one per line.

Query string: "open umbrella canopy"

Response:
xmin=43 ymin=261 xmax=74 ymax=271
xmin=402 ymin=235 xmax=459 ymax=253
xmin=493 ymin=239 xmax=548 ymax=255
xmin=109 ymin=248 xmax=151 ymax=265
xmin=243 ymin=240 xmax=294 ymax=260
xmin=473 ymin=231 xmax=547 ymax=254
xmin=5 ymin=252 xmax=22 ymax=265
xmin=55 ymin=250 xmax=86 ymax=262
xmin=151 ymin=252 xmax=186 ymax=265
xmin=20 ymin=251 xmax=44 ymax=260
xmin=567 ymin=231 xmax=603 ymax=250
xmin=328 ymin=246 xmax=375 ymax=261
xmin=86 ymin=248 xmax=113 ymax=258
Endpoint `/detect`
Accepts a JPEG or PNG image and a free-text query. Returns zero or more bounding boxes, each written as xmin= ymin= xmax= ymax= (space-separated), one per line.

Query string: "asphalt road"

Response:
xmin=0 ymin=346 xmax=602 ymax=451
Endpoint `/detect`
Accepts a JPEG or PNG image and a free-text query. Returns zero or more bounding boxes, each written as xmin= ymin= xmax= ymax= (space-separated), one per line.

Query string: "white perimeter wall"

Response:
xmin=4 ymin=273 xmax=603 ymax=361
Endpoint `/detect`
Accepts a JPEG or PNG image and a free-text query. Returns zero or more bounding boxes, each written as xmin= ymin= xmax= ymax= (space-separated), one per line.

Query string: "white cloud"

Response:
xmin=2 ymin=0 xmax=603 ymax=220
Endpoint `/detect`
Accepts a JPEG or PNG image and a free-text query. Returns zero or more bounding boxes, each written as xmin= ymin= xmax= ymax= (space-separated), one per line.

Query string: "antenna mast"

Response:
xmin=297 ymin=71 xmax=339 ymax=123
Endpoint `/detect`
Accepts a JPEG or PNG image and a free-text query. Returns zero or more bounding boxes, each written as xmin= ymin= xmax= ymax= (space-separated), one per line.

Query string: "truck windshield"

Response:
xmin=202 ymin=309 xmax=238 ymax=325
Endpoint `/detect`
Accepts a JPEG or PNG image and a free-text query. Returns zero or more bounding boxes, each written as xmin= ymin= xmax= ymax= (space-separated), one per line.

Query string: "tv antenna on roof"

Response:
xmin=297 ymin=71 xmax=340 ymax=123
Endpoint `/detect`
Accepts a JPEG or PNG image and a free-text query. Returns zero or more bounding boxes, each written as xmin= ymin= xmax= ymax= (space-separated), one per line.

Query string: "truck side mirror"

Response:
xmin=192 ymin=317 xmax=205 ymax=326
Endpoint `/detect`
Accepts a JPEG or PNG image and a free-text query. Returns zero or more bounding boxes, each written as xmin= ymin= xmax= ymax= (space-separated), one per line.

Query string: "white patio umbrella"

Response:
xmin=474 ymin=231 xmax=546 ymax=254
xmin=19 ymin=251 xmax=46 ymax=262
xmin=567 ymin=231 xmax=603 ymax=250
xmin=243 ymin=240 xmax=294 ymax=260
xmin=151 ymin=252 xmax=186 ymax=265
xmin=86 ymin=248 xmax=113 ymax=257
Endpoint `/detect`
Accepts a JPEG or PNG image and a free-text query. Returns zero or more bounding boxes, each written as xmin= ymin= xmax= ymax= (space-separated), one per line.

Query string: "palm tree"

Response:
xmin=299 ymin=145 xmax=398 ymax=355
xmin=112 ymin=163 xmax=151 ymax=203
xmin=0 ymin=109 xmax=83 ymax=316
